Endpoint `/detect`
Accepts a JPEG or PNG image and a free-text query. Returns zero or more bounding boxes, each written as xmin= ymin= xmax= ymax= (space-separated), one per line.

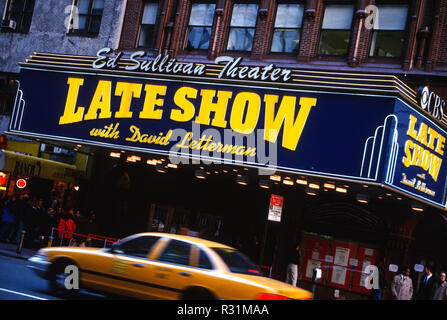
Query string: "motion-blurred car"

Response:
xmin=27 ymin=232 xmax=312 ymax=300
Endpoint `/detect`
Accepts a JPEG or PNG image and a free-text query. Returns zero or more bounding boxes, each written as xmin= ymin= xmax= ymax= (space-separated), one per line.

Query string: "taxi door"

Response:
xmin=149 ymin=239 xmax=202 ymax=300
xmin=79 ymin=235 xmax=161 ymax=299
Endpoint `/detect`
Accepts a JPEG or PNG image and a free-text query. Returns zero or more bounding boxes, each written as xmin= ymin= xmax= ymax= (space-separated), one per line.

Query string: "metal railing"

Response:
xmin=49 ymin=227 xmax=118 ymax=248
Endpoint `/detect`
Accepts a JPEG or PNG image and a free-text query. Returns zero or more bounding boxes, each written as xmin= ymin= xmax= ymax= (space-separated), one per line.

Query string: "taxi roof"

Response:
xmin=131 ymin=232 xmax=234 ymax=249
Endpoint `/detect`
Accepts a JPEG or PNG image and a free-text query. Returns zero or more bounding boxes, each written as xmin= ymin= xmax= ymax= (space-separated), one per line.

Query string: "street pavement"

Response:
xmin=0 ymin=241 xmax=36 ymax=261
xmin=0 ymin=242 xmax=107 ymax=300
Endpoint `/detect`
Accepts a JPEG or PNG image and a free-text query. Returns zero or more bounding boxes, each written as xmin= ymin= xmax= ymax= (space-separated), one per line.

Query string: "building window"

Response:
xmin=2 ymin=0 xmax=35 ymax=33
xmin=227 ymin=3 xmax=259 ymax=51
xmin=186 ymin=3 xmax=216 ymax=51
xmin=318 ymin=4 xmax=354 ymax=56
xmin=138 ymin=1 xmax=159 ymax=48
xmin=369 ymin=5 xmax=408 ymax=58
xmin=271 ymin=3 xmax=304 ymax=53
xmin=71 ymin=0 xmax=104 ymax=35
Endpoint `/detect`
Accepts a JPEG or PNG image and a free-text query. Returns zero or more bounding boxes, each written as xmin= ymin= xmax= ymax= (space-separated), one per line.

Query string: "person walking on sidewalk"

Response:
xmin=285 ymin=242 xmax=301 ymax=287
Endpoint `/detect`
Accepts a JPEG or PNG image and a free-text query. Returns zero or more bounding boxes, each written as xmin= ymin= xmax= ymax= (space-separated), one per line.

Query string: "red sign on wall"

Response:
xmin=351 ymin=247 xmax=378 ymax=294
xmin=326 ymin=241 xmax=356 ymax=291
xmin=302 ymin=235 xmax=330 ymax=282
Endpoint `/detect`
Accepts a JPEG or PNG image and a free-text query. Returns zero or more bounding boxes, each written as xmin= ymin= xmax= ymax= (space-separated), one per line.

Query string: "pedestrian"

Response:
xmin=417 ymin=264 xmax=438 ymax=300
xmin=35 ymin=199 xmax=47 ymax=235
xmin=391 ymin=266 xmax=413 ymax=300
xmin=0 ymin=195 xmax=16 ymax=242
xmin=87 ymin=211 xmax=99 ymax=234
xmin=245 ymin=234 xmax=260 ymax=263
xmin=85 ymin=211 xmax=98 ymax=247
xmin=65 ymin=209 xmax=77 ymax=246
xmin=74 ymin=210 xmax=89 ymax=246
xmin=370 ymin=262 xmax=387 ymax=300
xmin=432 ymin=272 xmax=447 ymax=300
xmin=24 ymin=196 xmax=39 ymax=248
xmin=41 ymin=207 xmax=56 ymax=246
xmin=56 ymin=209 xmax=66 ymax=246
xmin=13 ymin=194 xmax=28 ymax=244
xmin=232 ymin=235 xmax=244 ymax=252
xmin=285 ymin=242 xmax=301 ymax=287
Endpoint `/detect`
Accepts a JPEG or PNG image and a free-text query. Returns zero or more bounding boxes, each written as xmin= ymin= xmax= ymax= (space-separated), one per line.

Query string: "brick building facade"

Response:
xmin=110 ymin=0 xmax=447 ymax=299
xmin=2 ymin=0 xmax=447 ymax=300
xmin=117 ymin=0 xmax=447 ymax=78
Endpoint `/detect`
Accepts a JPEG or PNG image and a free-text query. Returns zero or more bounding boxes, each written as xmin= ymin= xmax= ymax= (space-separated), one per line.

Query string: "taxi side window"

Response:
xmin=158 ymin=240 xmax=191 ymax=266
xmin=117 ymin=236 xmax=160 ymax=259
xmin=198 ymin=249 xmax=213 ymax=270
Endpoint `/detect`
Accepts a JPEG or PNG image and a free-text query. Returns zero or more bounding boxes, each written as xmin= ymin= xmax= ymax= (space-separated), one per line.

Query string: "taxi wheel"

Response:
xmin=182 ymin=287 xmax=215 ymax=300
xmin=48 ymin=258 xmax=80 ymax=298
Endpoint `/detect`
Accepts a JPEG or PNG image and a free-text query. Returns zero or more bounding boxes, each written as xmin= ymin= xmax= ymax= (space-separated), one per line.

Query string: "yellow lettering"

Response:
xmin=139 ymin=85 xmax=166 ymax=119
xmin=411 ymin=144 xmax=423 ymax=167
xmin=140 ymin=134 xmax=148 ymax=143
xmin=435 ymin=134 xmax=446 ymax=156
xmin=171 ymin=87 xmax=197 ymax=122
xmin=429 ymin=154 xmax=442 ymax=182
xmin=264 ymin=95 xmax=316 ymax=151
xmin=176 ymin=132 xmax=193 ymax=149
xmin=195 ymin=89 xmax=231 ymax=128
xmin=230 ymin=92 xmax=260 ymax=134
xmin=114 ymin=82 xmax=142 ymax=118
xmin=402 ymin=140 xmax=413 ymax=167
xmin=126 ymin=125 xmax=141 ymax=142
xmin=59 ymin=77 xmax=85 ymax=125
xmin=84 ymin=80 xmax=112 ymax=121
xmin=421 ymin=149 xmax=431 ymax=171
xmin=427 ymin=127 xmax=438 ymax=150
xmin=407 ymin=114 xmax=418 ymax=139
xmin=416 ymin=122 xmax=428 ymax=146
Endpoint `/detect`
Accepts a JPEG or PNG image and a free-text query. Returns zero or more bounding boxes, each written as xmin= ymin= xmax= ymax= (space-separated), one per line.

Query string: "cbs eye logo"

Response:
xmin=417 ymin=87 xmax=445 ymax=121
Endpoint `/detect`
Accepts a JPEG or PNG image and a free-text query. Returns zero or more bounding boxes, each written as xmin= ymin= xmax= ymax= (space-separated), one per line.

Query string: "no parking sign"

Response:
xmin=268 ymin=194 xmax=283 ymax=222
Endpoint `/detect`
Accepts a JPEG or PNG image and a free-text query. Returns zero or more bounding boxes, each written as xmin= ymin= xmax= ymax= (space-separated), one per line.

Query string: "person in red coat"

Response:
xmin=57 ymin=209 xmax=76 ymax=246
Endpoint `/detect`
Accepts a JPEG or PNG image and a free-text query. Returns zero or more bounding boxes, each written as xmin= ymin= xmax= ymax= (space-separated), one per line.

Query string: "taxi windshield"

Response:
xmin=212 ymin=248 xmax=263 ymax=276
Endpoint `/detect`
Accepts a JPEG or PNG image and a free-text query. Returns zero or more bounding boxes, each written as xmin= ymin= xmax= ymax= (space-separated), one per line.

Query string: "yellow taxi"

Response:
xmin=27 ymin=232 xmax=312 ymax=300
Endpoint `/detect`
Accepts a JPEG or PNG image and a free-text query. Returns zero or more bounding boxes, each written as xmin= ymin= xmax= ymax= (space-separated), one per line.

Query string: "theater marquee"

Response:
xmin=8 ymin=49 xmax=447 ymax=209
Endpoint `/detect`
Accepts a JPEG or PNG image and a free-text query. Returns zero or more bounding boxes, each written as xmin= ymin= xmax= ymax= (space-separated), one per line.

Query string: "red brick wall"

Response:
xmin=118 ymin=0 xmax=447 ymax=74
xmin=119 ymin=0 xmax=143 ymax=49
xmin=438 ymin=0 xmax=447 ymax=64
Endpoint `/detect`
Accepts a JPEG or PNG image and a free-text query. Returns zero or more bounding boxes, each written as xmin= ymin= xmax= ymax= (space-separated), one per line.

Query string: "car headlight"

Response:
xmin=36 ymin=249 xmax=49 ymax=257
xmin=30 ymin=250 xmax=50 ymax=262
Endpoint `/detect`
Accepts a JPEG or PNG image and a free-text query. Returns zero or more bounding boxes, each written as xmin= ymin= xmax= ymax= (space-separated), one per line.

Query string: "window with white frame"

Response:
xmin=369 ymin=5 xmax=408 ymax=58
xmin=227 ymin=3 xmax=259 ymax=51
xmin=138 ymin=1 xmax=159 ymax=48
xmin=2 ymin=0 xmax=35 ymax=33
xmin=70 ymin=0 xmax=105 ymax=35
xmin=318 ymin=4 xmax=354 ymax=56
xmin=271 ymin=3 xmax=304 ymax=53
xmin=186 ymin=3 xmax=216 ymax=50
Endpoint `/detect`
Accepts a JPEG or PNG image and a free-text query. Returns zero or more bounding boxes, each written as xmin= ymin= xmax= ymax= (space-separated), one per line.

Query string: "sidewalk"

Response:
xmin=0 ymin=241 xmax=37 ymax=261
